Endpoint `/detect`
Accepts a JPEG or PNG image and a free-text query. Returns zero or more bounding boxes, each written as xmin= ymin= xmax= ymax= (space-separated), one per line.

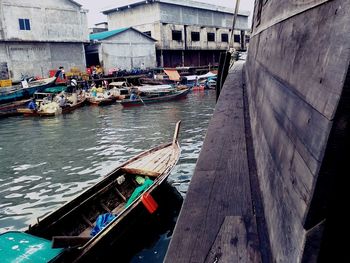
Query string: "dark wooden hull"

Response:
xmin=120 ymin=88 xmax=189 ymax=107
xmin=87 ymin=97 xmax=115 ymax=106
xmin=0 ymin=99 xmax=31 ymax=119
xmin=61 ymin=98 xmax=86 ymax=114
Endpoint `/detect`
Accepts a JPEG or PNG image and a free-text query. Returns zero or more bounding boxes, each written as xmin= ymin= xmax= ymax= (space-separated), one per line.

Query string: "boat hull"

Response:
xmin=21 ymin=122 xmax=182 ymax=262
xmin=17 ymin=99 xmax=86 ymax=117
xmin=120 ymin=88 xmax=189 ymax=107
xmin=0 ymin=99 xmax=31 ymax=119
xmin=87 ymin=97 xmax=115 ymax=106
xmin=0 ymin=78 xmax=56 ymax=105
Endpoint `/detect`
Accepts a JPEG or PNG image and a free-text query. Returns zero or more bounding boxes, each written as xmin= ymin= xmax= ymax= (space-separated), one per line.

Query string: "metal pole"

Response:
xmin=229 ymin=0 xmax=241 ymax=50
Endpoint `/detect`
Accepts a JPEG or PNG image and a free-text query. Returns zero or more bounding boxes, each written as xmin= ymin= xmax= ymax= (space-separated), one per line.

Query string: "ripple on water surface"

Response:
xmin=0 ymin=91 xmax=216 ymax=233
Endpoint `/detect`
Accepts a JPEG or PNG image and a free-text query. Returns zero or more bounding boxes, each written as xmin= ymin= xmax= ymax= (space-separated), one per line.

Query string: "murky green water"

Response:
xmin=0 ymin=90 xmax=216 ymax=260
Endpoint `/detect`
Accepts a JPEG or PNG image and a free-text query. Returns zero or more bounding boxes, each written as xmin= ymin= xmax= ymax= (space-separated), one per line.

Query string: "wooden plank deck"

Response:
xmin=165 ymin=62 xmax=269 ymax=262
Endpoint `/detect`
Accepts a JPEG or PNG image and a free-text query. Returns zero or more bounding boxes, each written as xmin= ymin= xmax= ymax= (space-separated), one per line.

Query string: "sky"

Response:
xmin=76 ymin=0 xmax=255 ymax=27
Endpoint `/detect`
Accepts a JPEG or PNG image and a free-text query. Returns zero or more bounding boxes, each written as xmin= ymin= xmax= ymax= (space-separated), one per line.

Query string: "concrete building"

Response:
xmin=0 ymin=0 xmax=88 ymax=81
xmin=89 ymin=22 xmax=108 ymax=34
xmin=86 ymin=27 xmax=157 ymax=72
xmin=102 ymin=0 xmax=249 ymax=67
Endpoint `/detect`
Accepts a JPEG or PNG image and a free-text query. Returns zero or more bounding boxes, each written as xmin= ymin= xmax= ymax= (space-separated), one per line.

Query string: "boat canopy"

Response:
xmin=109 ymin=81 xmax=128 ymax=87
xmin=0 ymin=231 xmax=63 ymax=262
xmin=164 ymin=69 xmax=181 ymax=81
xmin=137 ymin=85 xmax=174 ymax=93
xmin=184 ymin=72 xmax=217 ymax=81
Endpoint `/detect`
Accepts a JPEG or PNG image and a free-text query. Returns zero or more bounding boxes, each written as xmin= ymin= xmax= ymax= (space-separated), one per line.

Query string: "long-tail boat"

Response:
xmin=0 ymin=121 xmax=182 ymax=262
xmin=0 ymin=77 xmax=57 ymax=105
xmin=120 ymin=88 xmax=189 ymax=107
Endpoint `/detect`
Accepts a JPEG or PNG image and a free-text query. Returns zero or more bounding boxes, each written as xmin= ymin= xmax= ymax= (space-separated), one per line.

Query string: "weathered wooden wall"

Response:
xmin=246 ymin=0 xmax=350 ymax=261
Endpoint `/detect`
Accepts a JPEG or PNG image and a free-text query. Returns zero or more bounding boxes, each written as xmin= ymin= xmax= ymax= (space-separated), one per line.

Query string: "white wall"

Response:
xmin=106 ymin=2 xmax=248 ymax=50
xmin=107 ymin=3 xmax=160 ymax=30
xmin=98 ymin=30 xmax=156 ymax=71
xmin=1 ymin=42 xmax=86 ymax=80
xmin=1 ymin=0 xmax=88 ymax=42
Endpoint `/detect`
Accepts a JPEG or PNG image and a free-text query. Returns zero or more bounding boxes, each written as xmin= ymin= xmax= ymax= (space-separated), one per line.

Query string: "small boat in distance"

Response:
xmin=17 ymin=93 xmax=86 ymax=117
xmin=0 ymin=99 xmax=31 ymax=119
xmin=0 ymin=121 xmax=182 ymax=262
xmin=87 ymin=96 xmax=115 ymax=106
xmin=0 ymin=77 xmax=57 ymax=105
xmin=120 ymin=87 xmax=190 ymax=107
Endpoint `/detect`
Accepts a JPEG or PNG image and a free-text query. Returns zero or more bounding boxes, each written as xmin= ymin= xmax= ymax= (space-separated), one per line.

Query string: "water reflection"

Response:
xmin=0 ymin=91 xmax=215 ymax=235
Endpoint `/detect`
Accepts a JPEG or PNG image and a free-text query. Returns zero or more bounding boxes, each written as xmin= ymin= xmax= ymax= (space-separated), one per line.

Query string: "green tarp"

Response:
xmin=0 ymin=231 xmax=63 ymax=263
xmin=125 ymin=178 xmax=154 ymax=207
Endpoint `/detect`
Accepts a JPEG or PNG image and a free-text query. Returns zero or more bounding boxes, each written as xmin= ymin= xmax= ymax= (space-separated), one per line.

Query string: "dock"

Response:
xmin=166 ymin=1 xmax=349 ymax=261
xmin=165 ymin=61 xmax=270 ymax=262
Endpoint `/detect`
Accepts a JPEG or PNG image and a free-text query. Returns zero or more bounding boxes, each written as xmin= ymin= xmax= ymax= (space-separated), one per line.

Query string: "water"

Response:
xmin=0 ymin=90 xmax=216 ymax=259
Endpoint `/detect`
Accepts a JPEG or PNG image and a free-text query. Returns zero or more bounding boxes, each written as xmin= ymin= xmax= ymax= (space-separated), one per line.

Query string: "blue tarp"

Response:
xmin=90 ymin=213 xmax=116 ymax=236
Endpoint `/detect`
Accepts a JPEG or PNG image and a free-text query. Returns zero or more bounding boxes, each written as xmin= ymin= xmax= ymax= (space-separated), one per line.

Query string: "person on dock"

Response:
xmin=28 ymin=98 xmax=38 ymax=111
xmin=55 ymin=66 xmax=65 ymax=80
xmin=67 ymin=78 xmax=78 ymax=93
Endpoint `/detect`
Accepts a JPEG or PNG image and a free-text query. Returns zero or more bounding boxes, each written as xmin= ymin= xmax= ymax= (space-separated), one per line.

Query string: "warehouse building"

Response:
xmin=102 ymin=0 xmax=249 ymax=67
xmin=86 ymin=27 xmax=157 ymax=72
xmin=0 ymin=0 xmax=88 ymax=81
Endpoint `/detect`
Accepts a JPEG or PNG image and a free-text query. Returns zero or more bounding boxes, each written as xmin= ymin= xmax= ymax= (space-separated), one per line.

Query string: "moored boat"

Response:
xmin=120 ymin=88 xmax=190 ymax=107
xmin=192 ymin=85 xmax=205 ymax=91
xmin=0 ymin=77 xmax=57 ymax=105
xmin=0 ymin=121 xmax=182 ymax=262
xmin=0 ymin=99 xmax=31 ymax=119
xmin=17 ymin=94 xmax=86 ymax=117
xmin=87 ymin=96 xmax=115 ymax=106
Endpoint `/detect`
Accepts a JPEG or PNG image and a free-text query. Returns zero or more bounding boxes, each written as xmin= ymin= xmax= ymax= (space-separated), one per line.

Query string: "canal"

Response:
xmin=0 ymin=90 xmax=216 ymax=261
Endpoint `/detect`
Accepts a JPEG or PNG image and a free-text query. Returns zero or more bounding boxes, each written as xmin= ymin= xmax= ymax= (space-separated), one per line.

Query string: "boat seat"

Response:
xmin=111 ymin=202 xmax=126 ymax=215
xmin=120 ymin=167 xmax=161 ymax=177
xmin=52 ymin=236 xmax=91 ymax=248
xmin=79 ymin=227 xmax=93 ymax=238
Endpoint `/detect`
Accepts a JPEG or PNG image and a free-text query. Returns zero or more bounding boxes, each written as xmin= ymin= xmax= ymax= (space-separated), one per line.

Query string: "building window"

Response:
xmin=234 ymin=34 xmax=241 ymax=43
xmin=221 ymin=33 xmax=228 ymax=42
xmin=172 ymin=30 xmax=182 ymax=41
xmin=143 ymin=31 xmax=151 ymax=37
xmin=191 ymin=32 xmax=200 ymax=41
xmin=207 ymin=33 xmax=215 ymax=42
xmin=19 ymin=18 xmax=30 ymax=30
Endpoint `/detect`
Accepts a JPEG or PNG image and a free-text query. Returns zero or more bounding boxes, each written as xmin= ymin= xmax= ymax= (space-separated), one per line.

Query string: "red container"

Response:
xmin=141 ymin=193 xmax=158 ymax=214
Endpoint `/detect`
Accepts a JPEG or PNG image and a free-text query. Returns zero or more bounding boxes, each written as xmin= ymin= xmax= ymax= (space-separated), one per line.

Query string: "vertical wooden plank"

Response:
xmin=205 ymin=216 xmax=261 ymax=263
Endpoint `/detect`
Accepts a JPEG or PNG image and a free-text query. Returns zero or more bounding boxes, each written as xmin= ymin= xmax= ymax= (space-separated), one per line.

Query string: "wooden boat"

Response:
xmin=0 ymin=121 xmax=181 ymax=262
xmin=38 ymin=98 xmax=86 ymax=116
xmin=192 ymin=85 xmax=205 ymax=91
xmin=120 ymin=88 xmax=190 ymax=107
xmin=87 ymin=96 xmax=115 ymax=106
xmin=0 ymin=77 xmax=57 ymax=105
xmin=17 ymin=98 xmax=86 ymax=117
xmin=107 ymin=81 xmax=130 ymax=100
xmin=0 ymin=99 xmax=31 ymax=119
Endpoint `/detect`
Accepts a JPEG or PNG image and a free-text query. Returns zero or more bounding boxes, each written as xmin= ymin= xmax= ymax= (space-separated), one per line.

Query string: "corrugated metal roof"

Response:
xmin=102 ymin=0 xmax=249 ymax=16
xmin=89 ymin=28 xmax=129 ymax=40
xmin=68 ymin=0 xmax=82 ymax=7
xmin=89 ymin=27 xmax=157 ymax=41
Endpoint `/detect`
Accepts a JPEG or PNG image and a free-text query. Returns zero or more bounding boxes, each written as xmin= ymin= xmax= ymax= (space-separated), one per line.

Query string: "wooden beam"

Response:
xmin=120 ymin=167 xmax=160 ymax=177
xmin=205 ymin=216 xmax=261 ymax=263
xmin=52 ymin=236 xmax=91 ymax=248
